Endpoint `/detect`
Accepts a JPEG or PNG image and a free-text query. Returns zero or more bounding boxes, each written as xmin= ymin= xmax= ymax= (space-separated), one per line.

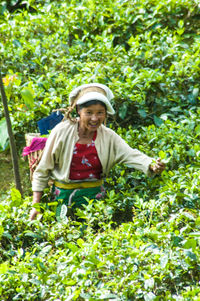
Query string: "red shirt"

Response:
xmin=69 ymin=132 xmax=102 ymax=180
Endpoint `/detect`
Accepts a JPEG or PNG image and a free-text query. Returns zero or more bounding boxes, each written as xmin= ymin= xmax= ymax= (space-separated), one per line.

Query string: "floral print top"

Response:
xmin=69 ymin=131 xmax=102 ymax=180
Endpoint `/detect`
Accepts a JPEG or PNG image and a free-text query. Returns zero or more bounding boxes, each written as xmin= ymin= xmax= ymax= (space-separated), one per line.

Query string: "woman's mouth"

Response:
xmin=89 ymin=123 xmax=98 ymax=127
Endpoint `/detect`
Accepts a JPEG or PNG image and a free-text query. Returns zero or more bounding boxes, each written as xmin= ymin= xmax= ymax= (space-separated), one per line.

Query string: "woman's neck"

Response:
xmin=78 ymin=127 xmax=93 ymax=138
xmin=78 ymin=125 xmax=95 ymax=144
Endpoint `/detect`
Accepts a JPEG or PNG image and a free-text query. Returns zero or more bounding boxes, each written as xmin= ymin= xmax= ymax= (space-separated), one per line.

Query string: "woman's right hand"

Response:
xmin=29 ymin=208 xmax=40 ymax=220
xmin=29 ymin=191 xmax=43 ymax=220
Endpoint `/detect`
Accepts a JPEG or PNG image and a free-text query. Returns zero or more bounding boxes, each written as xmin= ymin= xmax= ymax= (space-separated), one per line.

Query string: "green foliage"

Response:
xmin=1 ymin=110 xmax=200 ymax=299
xmin=0 ymin=0 xmax=200 ymax=136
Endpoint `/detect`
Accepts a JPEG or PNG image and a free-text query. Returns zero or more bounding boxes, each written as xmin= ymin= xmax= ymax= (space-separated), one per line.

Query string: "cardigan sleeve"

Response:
xmin=32 ymin=127 xmax=63 ymax=191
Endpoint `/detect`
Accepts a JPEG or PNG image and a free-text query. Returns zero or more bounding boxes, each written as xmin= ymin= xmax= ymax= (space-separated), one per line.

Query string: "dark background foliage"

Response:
xmin=1 ymin=0 xmax=200 ymax=134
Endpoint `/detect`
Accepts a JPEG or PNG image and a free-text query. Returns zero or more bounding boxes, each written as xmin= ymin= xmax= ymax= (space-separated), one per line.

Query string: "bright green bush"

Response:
xmin=0 ymin=0 xmax=200 ymax=135
xmin=1 ymin=111 xmax=200 ymax=300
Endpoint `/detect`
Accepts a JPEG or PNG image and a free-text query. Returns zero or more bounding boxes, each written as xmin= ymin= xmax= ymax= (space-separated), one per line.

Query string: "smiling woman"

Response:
xmin=30 ymin=83 xmax=165 ymax=220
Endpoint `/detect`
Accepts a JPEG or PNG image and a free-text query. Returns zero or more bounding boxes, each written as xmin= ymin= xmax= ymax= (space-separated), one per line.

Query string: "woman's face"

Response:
xmin=78 ymin=103 xmax=106 ymax=132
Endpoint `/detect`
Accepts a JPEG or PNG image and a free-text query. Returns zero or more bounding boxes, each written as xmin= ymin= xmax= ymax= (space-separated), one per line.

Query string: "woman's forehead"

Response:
xmin=81 ymin=103 xmax=106 ymax=111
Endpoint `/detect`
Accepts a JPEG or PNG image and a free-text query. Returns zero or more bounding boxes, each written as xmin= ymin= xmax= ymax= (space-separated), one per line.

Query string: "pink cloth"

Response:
xmin=23 ymin=137 xmax=47 ymax=156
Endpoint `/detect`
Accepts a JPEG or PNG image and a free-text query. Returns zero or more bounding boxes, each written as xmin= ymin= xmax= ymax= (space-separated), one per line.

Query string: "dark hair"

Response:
xmin=77 ymin=99 xmax=107 ymax=111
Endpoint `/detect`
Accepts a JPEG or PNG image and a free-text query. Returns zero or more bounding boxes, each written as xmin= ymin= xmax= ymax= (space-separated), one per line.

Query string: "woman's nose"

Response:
xmin=91 ymin=114 xmax=98 ymax=121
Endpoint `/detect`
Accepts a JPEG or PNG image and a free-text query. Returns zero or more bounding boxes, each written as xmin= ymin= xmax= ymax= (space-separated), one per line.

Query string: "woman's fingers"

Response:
xmin=29 ymin=208 xmax=39 ymax=220
xmin=150 ymin=158 xmax=166 ymax=174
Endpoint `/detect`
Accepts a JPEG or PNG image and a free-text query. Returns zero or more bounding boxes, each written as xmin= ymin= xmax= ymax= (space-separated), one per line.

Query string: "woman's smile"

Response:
xmin=89 ymin=122 xmax=99 ymax=127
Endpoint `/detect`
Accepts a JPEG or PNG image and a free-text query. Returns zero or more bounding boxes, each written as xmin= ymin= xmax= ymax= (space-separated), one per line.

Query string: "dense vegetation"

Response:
xmin=0 ymin=0 xmax=200 ymax=300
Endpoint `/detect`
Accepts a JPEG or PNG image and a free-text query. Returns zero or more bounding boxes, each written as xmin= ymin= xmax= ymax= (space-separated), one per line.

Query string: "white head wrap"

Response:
xmin=76 ymin=92 xmax=115 ymax=115
xmin=69 ymin=83 xmax=115 ymax=115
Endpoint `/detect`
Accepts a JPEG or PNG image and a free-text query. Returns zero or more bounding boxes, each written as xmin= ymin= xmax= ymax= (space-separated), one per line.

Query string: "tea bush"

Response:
xmin=1 ymin=110 xmax=200 ymax=300
xmin=0 ymin=0 xmax=200 ymax=139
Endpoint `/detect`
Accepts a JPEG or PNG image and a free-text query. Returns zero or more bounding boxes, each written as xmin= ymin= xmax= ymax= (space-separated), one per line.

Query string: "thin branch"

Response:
xmin=0 ymin=69 xmax=22 ymax=195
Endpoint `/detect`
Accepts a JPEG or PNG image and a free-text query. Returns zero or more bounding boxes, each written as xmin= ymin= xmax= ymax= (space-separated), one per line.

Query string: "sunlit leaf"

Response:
xmin=0 ymin=118 xmax=9 ymax=151
xmin=21 ymin=88 xmax=34 ymax=109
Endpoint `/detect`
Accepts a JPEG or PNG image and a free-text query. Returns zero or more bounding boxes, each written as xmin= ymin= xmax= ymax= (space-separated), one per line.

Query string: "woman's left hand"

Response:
xmin=149 ymin=158 xmax=165 ymax=174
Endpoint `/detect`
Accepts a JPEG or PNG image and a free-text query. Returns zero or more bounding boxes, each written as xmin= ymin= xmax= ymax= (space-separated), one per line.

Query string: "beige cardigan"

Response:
xmin=32 ymin=120 xmax=153 ymax=191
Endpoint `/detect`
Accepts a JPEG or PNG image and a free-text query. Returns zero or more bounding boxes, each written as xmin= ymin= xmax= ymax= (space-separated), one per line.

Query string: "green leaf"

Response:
xmin=144 ymin=292 xmax=156 ymax=301
xmin=60 ymin=204 xmax=68 ymax=218
xmin=192 ymin=88 xmax=199 ymax=98
xmin=183 ymin=239 xmax=197 ymax=250
xmin=2 ymin=231 xmax=12 ymax=240
xmin=0 ymin=225 xmax=4 ymax=239
xmin=195 ymin=217 xmax=200 ymax=226
xmin=187 ymin=149 xmax=195 ymax=157
xmin=77 ymin=238 xmax=84 ymax=248
xmin=189 ymin=232 xmax=200 ymax=237
xmin=21 ymin=88 xmax=34 ymax=109
xmin=138 ymin=109 xmax=147 ymax=118
xmin=99 ymin=293 xmax=119 ymax=299
xmin=153 ymin=115 xmax=163 ymax=127
xmin=0 ymin=262 xmax=9 ymax=274
xmin=80 ymin=293 xmax=92 ymax=298
xmin=48 ymin=201 xmax=58 ymax=206
xmin=158 ymin=150 xmax=166 ymax=160
xmin=119 ymin=103 xmax=127 ymax=120
xmin=24 ymin=231 xmax=42 ymax=239
xmin=145 ymin=278 xmax=155 ymax=289
xmin=185 ymin=250 xmax=197 ymax=261
xmin=160 ymin=255 xmax=168 ymax=268
xmin=178 ymin=20 xmax=184 ymax=28
xmin=67 ymin=242 xmax=79 ymax=252
xmin=0 ymin=118 xmax=9 ymax=151
xmin=11 ymin=188 xmax=22 ymax=207
xmin=195 ymin=124 xmax=200 ymax=135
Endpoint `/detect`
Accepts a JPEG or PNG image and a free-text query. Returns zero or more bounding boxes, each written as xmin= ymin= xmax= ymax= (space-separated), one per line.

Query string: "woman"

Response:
xmin=30 ymin=83 xmax=165 ymax=220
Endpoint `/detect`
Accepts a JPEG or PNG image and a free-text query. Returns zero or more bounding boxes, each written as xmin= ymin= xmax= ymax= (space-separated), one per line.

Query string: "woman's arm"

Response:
xmin=29 ymin=191 xmax=43 ymax=220
xmin=101 ymin=127 xmax=165 ymax=175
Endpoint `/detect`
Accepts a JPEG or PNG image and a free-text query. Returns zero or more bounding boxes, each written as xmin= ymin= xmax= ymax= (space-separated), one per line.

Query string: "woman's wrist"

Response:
xmin=32 ymin=191 xmax=43 ymax=204
xmin=30 ymin=191 xmax=43 ymax=220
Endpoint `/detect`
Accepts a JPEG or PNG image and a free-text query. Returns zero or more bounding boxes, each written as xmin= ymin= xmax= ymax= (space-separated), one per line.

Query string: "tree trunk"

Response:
xmin=0 ymin=70 xmax=22 ymax=195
